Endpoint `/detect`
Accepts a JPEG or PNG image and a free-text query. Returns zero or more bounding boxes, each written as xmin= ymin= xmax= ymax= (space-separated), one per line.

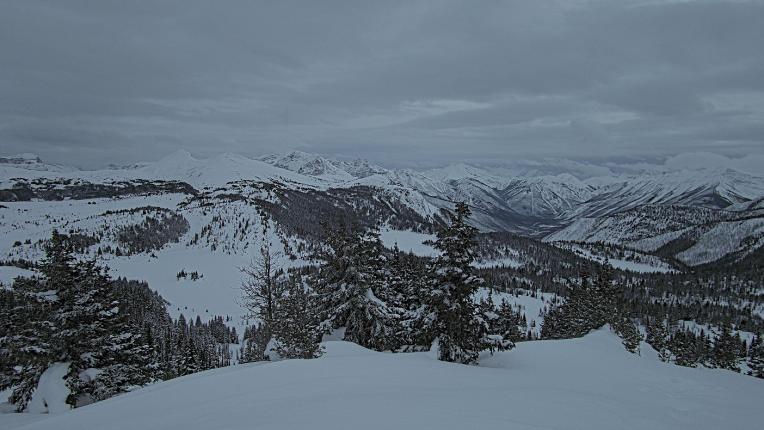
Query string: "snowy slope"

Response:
xmin=258 ymin=150 xmax=356 ymax=182
xmin=499 ymin=174 xmax=594 ymax=218
xmin=132 ymin=151 xmax=317 ymax=188
xmin=260 ymin=151 xmax=388 ymax=180
xmin=6 ymin=329 xmax=763 ymax=430
xmin=577 ymin=168 xmax=764 ymax=218
xmin=424 ymin=163 xmax=511 ymax=189
xmin=543 ymin=205 xmax=724 ymax=247
xmin=544 ymin=202 xmax=764 ymax=265
xmin=1 ymin=151 xmax=326 ymax=190
xmin=0 ymin=154 xmax=77 ymax=174
xmin=676 ymin=217 xmax=764 ymax=265
xmin=557 ymin=243 xmax=676 ymax=273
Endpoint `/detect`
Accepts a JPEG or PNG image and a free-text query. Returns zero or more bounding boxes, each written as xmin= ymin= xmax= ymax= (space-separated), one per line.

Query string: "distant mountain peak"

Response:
xmin=258 ymin=150 xmax=387 ymax=181
xmin=0 ymin=153 xmax=77 ymax=173
xmin=1 ymin=153 xmax=42 ymax=162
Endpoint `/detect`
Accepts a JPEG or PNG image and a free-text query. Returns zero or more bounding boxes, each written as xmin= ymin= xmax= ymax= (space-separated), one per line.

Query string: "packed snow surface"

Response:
xmin=7 ymin=329 xmax=763 ymax=430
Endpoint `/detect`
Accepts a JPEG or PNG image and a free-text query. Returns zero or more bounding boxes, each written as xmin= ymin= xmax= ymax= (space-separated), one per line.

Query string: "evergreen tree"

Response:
xmin=591 ymin=265 xmax=619 ymax=327
xmin=423 ymin=202 xmax=489 ymax=364
xmin=645 ymin=317 xmax=671 ymax=362
xmin=51 ymin=254 xmax=154 ymax=406
xmin=695 ymin=331 xmax=713 ymax=368
xmin=313 ymin=223 xmax=399 ymax=351
xmin=539 ymin=301 xmax=566 ymax=340
xmin=387 ymin=248 xmax=429 ymax=350
xmin=712 ymin=324 xmax=741 ymax=372
xmin=540 ymin=266 xmax=639 ymax=353
xmin=240 ymin=323 xmax=271 ymax=363
xmin=2 ymin=231 xmax=158 ymax=410
xmin=272 ymin=275 xmax=324 ymax=359
xmin=0 ymin=278 xmax=54 ymax=411
xmin=671 ymin=329 xmax=699 ymax=368
xmin=490 ymin=299 xmax=523 ymax=346
xmin=748 ymin=333 xmax=764 ymax=378
xmin=612 ymin=316 xmax=642 ymax=354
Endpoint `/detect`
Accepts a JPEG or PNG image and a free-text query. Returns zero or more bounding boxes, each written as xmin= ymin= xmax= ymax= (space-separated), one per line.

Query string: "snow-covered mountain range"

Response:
xmin=2 ymin=150 xmax=763 ymax=265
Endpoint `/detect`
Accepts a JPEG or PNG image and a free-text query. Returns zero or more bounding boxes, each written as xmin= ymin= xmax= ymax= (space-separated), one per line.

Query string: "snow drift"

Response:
xmin=6 ymin=329 xmax=763 ymax=430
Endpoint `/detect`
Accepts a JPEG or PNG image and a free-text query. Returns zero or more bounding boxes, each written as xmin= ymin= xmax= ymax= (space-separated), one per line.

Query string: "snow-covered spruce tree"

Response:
xmin=591 ymin=265 xmax=618 ymax=327
xmin=67 ymin=282 xmax=158 ymax=404
xmin=312 ymin=222 xmax=401 ymax=352
xmin=538 ymin=299 xmax=566 ymax=340
xmin=165 ymin=314 xmax=188 ymax=376
xmin=696 ymin=331 xmax=713 ymax=368
xmin=612 ymin=315 xmax=642 ymax=354
xmin=645 ymin=317 xmax=671 ymax=362
xmin=387 ymin=247 xmax=429 ymax=350
xmin=748 ymin=333 xmax=764 ymax=378
xmin=540 ymin=274 xmax=591 ymax=339
xmin=0 ymin=277 xmax=55 ymax=411
xmin=670 ymin=329 xmax=699 ymax=368
xmin=47 ymin=234 xmax=156 ymax=407
xmin=2 ymin=231 xmax=157 ymax=409
xmin=491 ymin=299 xmax=523 ymax=346
xmin=590 ymin=264 xmax=640 ymax=352
xmin=712 ymin=324 xmax=741 ymax=372
xmin=424 ymin=202 xmax=500 ymax=364
xmin=540 ymin=266 xmax=640 ymax=353
xmin=272 ymin=275 xmax=324 ymax=359
xmin=478 ymin=293 xmax=523 ymax=351
xmin=240 ymin=323 xmax=271 ymax=363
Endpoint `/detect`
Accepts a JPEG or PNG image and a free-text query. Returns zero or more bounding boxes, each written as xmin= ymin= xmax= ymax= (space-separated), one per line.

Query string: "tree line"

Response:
xmin=240 ymin=203 xmax=543 ymax=366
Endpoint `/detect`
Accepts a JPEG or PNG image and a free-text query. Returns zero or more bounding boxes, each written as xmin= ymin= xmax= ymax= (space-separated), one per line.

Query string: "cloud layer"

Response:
xmin=1 ymin=0 xmax=763 ymax=167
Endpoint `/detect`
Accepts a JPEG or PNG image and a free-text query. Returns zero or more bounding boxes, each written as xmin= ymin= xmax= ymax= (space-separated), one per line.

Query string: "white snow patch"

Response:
xmin=26 ymin=363 xmax=70 ymax=414
xmin=5 ymin=330 xmax=763 ymax=430
xmin=379 ymin=229 xmax=437 ymax=257
xmin=0 ymin=266 xmax=36 ymax=287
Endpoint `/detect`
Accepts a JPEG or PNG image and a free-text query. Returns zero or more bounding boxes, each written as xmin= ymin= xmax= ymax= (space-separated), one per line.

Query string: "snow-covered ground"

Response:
xmin=107 ymin=247 xmax=249 ymax=322
xmin=477 ymin=288 xmax=553 ymax=336
xmin=0 ymin=266 xmax=36 ymax=287
xmin=379 ymin=229 xmax=437 ymax=257
xmin=4 ymin=329 xmax=762 ymax=430
xmin=0 ymin=194 xmax=188 ymax=261
xmin=560 ymin=244 xmax=676 ymax=273
xmin=379 ymin=229 xmax=526 ymax=269
xmin=677 ymin=217 xmax=764 ymax=265
xmin=0 ymin=195 xmax=303 ymax=334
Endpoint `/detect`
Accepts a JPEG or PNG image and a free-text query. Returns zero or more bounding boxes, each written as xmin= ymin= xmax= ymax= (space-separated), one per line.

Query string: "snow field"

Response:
xmin=6 ymin=329 xmax=764 ymax=430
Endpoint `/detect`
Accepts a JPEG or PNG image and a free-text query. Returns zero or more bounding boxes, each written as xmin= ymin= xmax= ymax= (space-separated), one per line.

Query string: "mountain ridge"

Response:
xmin=2 ymin=151 xmax=763 ymax=254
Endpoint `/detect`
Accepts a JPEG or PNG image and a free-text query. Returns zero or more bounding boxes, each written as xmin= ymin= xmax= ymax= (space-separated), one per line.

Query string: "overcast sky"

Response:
xmin=1 ymin=0 xmax=763 ymax=168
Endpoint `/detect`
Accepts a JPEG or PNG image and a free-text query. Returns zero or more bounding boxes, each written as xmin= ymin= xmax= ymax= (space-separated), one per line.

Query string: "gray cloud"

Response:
xmin=1 ymin=0 xmax=763 ymax=168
